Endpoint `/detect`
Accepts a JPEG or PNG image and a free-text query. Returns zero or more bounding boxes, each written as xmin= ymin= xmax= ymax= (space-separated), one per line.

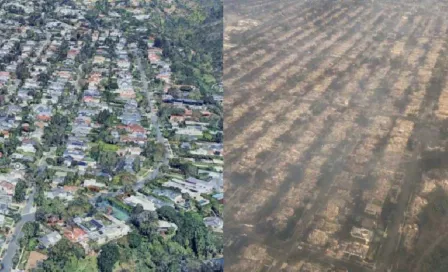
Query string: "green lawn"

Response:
xmin=98 ymin=141 xmax=120 ymax=152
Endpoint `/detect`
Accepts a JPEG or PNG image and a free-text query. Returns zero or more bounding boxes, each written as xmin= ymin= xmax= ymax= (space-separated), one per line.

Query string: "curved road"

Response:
xmin=1 ymin=188 xmax=36 ymax=272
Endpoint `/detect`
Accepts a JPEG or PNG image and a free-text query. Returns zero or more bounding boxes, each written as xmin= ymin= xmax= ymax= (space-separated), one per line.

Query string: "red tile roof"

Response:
xmin=64 ymin=227 xmax=86 ymax=242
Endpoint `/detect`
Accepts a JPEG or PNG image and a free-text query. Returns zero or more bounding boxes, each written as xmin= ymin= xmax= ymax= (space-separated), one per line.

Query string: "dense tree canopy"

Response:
xmin=37 ymin=239 xmax=86 ymax=271
xmin=98 ymin=243 xmax=119 ymax=272
xmin=13 ymin=180 xmax=27 ymax=203
xmin=43 ymin=113 xmax=70 ymax=147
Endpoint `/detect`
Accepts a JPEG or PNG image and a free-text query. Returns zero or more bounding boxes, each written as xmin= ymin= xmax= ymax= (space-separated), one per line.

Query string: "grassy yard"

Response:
xmin=99 ymin=141 xmax=120 ymax=152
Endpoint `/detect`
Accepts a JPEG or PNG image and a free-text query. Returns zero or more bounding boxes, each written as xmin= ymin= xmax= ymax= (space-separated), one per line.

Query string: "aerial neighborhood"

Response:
xmin=0 ymin=0 xmax=223 ymax=271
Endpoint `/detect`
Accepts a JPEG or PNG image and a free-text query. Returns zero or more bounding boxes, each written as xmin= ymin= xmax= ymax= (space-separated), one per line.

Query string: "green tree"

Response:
xmin=174 ymin=212 xmax=219 ymax=258
xmin=96 ymin=110 xmax=113 ymax=126
xmin=157 ymin=206 xmax=178 ymax=223
xmin=13 ymin=179 xmax=27 ymax=202
xmin=128 ymin=232 xmax=142 ymax=249
xmin=133 ymin=156 xmax=141 ymax=172
xmin=131 ymin=210 xmax=159 ymax=237
xmin=124 ymin=184 xmax=135 ymax=195
xmin=41 ymin=238 xmax=86 ymax=270
xmin=16 ymin=62 xmax=29 ymax=81
xmin=98 ymin=151 xmax=119 ymax=172
xmin=214 ymin=132 xmax=223 ymax=143
xmin=22 ymin=222 xmax=39 ymax=240
xmin=98 ymin=243 xmax=119 ymax=272
xmin=67 ymin=196 xmax=95 ymax=217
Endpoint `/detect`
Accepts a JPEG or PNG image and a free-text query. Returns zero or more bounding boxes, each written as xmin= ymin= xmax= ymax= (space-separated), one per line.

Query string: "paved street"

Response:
xmin=1 ymin=163 xmax=45 ymax=271
xmin=133 ymin=49 xmax=170 ymax=191
xmin=1 ymin=189 xmax=36 ymax=272
xmin=134 ymin=51 xmax=164 ymax=144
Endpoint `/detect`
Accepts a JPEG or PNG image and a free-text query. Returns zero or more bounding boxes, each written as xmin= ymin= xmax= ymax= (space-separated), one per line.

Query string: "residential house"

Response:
xmin=203 ymin=217 xmax=223 ymax=232
xmin=45 ymin=188 xmax=74 ymax=202
xmin=39 ymin=231 xmax=62 ymax=248
xmin=52 ymin=171 xmax=67 ymax=185
xmin=124 ymin=194 xmax=156 ymax=211
xmin=0 ymin=214 xmax=6 ymax=226
xmin=63 ymin=149 xmax=85 ymax=161
xmin=175 ymin=127 xmax=203 ymax=138
xmin=83 ymin=179 xmax=106 ymax=189
xmin=64 ymin=227 xmax=87 ymax=243
xmin=147 ymin=196 xmax=175 ymax=209
xmin=0 ymin=181 xmax=15 ymax=195
xmin=158 ymin=220 xmax=178 ymax=235
xmin=153 ymin=189 xmax=184 ymax=204
xmin=0 ymin=194 xmax=12 ymax=214
xmin=17 ymin=143 xmax=36 ymax=154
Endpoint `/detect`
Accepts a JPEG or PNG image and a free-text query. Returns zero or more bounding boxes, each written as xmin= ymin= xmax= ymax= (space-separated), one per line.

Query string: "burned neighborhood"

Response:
xmin=225 ymin=0 xmax=448 ymax=271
